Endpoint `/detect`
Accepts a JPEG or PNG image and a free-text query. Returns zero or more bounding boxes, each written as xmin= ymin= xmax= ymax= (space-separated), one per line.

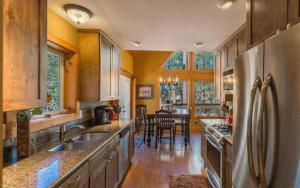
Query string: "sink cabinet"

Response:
xmin=78 ymin=30 xmax=120 ymax=102
xmin=59 ymin=162 xmax=90 ymax=188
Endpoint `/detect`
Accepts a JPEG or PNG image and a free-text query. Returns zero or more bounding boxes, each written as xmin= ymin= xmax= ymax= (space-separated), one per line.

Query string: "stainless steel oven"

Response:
xmin=205 ymin=128 xmax=226 ymax=188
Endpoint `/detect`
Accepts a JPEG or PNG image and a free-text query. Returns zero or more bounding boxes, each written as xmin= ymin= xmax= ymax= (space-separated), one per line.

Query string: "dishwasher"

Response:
xmin=118 ymin=126 xmax=130 ymax=181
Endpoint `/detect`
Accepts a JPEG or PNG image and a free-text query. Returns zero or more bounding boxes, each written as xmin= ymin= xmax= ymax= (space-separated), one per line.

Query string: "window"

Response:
xmin=194 ymin=81 xmax=215 ymax=104
xmin=163 ymin=51 xmax=188 ymax=70
xmin=194 ymin=52 xmax=215 ymax=70
xmin=160 ymin=81 xmax=189 ymax=106
xmin=46 ymin=50 xmax=64 ymax=112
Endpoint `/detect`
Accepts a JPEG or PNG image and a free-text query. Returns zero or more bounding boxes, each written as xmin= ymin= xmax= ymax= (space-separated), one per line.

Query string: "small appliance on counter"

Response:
xmin=94 ymin=105 xmax=112 ymax=125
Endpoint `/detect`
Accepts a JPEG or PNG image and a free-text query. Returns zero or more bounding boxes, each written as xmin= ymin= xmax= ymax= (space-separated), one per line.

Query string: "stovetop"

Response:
xmin=206 ymin=123 xmax=233 ymax=142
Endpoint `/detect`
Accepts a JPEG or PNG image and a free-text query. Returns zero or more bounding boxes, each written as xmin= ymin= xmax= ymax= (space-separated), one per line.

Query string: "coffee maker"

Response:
xmin=94 ymin=105 xmax=112 ymax=125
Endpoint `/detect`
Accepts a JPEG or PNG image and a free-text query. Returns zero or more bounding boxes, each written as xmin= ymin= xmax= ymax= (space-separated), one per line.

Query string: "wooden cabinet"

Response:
xmin=78 ymin=30 xmax=120 ymax=102
xmin=288 ymin=0 xmax=300 ymax=25
xmin=226 ymin=40 xmax=237 ymax=69
xmin=246 ymin=0 xmax=287 ymax=47
xmin=111 ymin=47 xmax=120 ymax=99
xmin=237 ymin=27 xmax=247 ymax=56
xmin=224 ymin=141 xmax=233 ymax=188
xmin=3 ymin=0 xmax=47 ymax=111
xmin=59 ymin=162 xmax=90 ymax=188
xmin=215 ymin=52 xmax=221 ymax=100
xmin=106 ymin=147 xmax=119 ymax=188
xmin=200 ymin=123 xmax=207 ymax=163
xmin=129 ymin=124 xmax=135 ymax=160
xmin=100 ymin=36 xmax=112 ymax=101
xmin=90 ymin=146 xmax=108 ymax=188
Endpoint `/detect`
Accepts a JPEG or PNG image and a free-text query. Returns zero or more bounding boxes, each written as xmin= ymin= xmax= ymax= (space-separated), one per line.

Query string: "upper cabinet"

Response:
xmin=246 ymin=0 xmax=287 ymax=47
xmin=3 ymin=0 xmax=47 ymax=111
xmin=288 ymin=0 xmax=300 ymax=25
xmin=78 ymin=30 xmax=120 ymax=102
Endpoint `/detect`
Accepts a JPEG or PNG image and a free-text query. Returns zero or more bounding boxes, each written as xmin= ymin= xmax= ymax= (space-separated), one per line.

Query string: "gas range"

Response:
xmin=206 ymin=123 xmax=233 ymax=143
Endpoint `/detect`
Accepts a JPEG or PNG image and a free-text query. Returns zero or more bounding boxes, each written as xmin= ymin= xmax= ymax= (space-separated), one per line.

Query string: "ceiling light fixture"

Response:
xmin=217 ymin=0 xmax=235 ymax=9
xmin=194 ymin=42 xmax=204 ymax=48
xmin=132 ymin=41 xmax=141 ymax=47
xmin=64 ymin=4 xmax=93 ymax=24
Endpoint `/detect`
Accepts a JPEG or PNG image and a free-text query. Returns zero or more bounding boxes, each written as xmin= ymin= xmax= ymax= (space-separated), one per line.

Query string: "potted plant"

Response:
xmin=16 ymin=108 xmax=43 ymax=159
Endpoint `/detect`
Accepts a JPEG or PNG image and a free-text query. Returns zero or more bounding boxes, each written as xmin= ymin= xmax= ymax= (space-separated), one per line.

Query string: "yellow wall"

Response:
xmin=133 ymin=51 xmax=214 ymax=114
xmin=47 ymin=9 xmax=79 ymax=47
xmin=120 ymin=51 xmax=134 ymax=74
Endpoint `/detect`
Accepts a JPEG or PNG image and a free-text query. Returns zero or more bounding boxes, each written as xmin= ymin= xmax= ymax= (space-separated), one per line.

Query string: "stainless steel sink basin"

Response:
xmin=49 ymin=141 xmax=96 ymax=152
xmin=71 ymin=132 xmax=110 ymax=142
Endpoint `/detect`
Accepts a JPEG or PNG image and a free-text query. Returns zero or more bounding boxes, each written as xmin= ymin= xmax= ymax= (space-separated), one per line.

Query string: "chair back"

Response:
xmin=155 ymin=109 xmax=174 ymax=129
xmin=136 ymin=104 xmax=147 ymax=120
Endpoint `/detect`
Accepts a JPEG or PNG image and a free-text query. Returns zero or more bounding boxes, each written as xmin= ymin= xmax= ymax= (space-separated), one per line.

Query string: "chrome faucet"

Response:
xmin=59 ymin=124 xmax=85 ymax=141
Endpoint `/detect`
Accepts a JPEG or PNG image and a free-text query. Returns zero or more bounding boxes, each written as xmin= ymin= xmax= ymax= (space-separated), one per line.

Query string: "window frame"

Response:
xmin=192 ymin=52 xmax=215 ymax=72
xmin=159 ymin=79 xmax=190 ymax=107
xmin=161 ymin=51 xmax=190 ymax=71
xmin=46 ymin=47 xmax=65 ymax=114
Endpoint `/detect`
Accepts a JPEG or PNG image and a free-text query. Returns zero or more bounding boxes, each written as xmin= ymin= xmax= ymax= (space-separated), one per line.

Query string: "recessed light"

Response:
xmin=64 ymin=4 xmax=93 ymax=24
xmin=132 ymin=41 xmax=141 ymax=47
xmin=217 ymin=0 xmax=234 ymax=9
xmin=194 ymin=42 xmax=204 ymax=48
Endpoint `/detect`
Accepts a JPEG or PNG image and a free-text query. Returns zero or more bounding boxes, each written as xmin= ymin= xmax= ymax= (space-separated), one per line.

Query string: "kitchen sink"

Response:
xmin=71 ymin=132 xmax=110 ymax=142
xmin=49 ymin=141 xmax=96 ymax=152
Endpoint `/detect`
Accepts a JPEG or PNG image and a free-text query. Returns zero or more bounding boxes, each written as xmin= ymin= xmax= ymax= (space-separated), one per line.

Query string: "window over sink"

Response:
xmin=46 ymin=49 xmax=64 ymax=113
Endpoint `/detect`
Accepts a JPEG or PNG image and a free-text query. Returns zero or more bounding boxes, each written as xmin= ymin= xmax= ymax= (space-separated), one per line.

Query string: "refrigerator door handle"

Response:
xmin=247 ymin=76 xmax=262 ymax=185
xmin=257 ymin=74 xmax=278 ymax=188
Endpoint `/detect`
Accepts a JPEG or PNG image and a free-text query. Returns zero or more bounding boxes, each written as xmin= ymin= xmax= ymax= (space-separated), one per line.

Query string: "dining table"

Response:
xmin=146 ymin=108 xmax=191 ymax=147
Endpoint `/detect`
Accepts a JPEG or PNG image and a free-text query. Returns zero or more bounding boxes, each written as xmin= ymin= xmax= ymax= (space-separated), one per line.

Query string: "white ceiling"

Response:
xmin=48 ymin=0 xmax=246 ymax=51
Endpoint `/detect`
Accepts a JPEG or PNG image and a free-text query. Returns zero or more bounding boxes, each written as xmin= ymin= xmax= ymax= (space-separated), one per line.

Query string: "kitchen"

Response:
xmin=0 ymin=0 xmax=300 ymax=188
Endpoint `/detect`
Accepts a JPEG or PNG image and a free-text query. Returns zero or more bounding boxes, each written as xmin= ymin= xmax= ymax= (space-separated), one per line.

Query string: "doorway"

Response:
xmin=119 ymin=75 xmax=131 ymax=119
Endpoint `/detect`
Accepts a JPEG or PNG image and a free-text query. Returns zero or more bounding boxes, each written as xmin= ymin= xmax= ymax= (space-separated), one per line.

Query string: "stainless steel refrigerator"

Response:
xmin=233 ymin=23 xmax=300 ymax=188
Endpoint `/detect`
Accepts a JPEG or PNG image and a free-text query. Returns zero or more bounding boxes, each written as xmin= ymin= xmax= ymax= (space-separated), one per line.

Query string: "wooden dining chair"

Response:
xmin=136 ymin=104 xmax=147 ymax=134
xmin=155 ymin=110 xmax=175 ymax=149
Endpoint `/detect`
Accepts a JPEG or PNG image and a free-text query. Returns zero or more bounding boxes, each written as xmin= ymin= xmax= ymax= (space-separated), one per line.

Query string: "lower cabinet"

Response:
xmin=59 ymin=163 xmax=90 ymax=188
xmin=106 ymin=147 xmax=119 ymax=188
xmin=224 ymin=141 xmax=233 ymax=188
xmin=129 ymin=124 xmax=135 ymax=160
xmin=90 ymin=161 xmax=106 ymax=188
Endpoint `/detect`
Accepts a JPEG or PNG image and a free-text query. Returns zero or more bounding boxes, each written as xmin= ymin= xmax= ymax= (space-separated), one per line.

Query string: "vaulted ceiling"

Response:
xmin=48 ymin=0 xmax=246 ymax=51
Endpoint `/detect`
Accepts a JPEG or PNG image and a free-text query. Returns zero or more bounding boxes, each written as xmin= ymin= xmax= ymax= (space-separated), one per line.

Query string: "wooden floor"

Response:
xmin=121 ymin=130 xmax=205 ymax=188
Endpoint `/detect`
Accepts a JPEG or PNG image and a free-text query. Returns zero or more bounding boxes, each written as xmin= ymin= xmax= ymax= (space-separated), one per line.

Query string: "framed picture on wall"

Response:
xmin=137 ymin=85 xmax=153 ymax=99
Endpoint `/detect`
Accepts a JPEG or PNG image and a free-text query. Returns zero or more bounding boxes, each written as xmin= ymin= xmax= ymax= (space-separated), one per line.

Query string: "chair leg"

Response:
xmin=155 ymin=128 xmax=158 ymax=149
xmin=173 ymin=126 xmax=176 ymax=142
xmin=181 ymin=125 xmax=184 ymax=136
xmin=143 ymin=124 xmax=146 ymax=144
xmin=169 ymin=130 xmax=172 ymax=150
xmin=160 ymin=129 xmax=162 ymax=143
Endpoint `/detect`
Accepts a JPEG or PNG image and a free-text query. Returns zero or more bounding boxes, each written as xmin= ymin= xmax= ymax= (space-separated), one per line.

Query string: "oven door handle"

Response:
xmin=206 ymin=134 xmax=221 ymax=152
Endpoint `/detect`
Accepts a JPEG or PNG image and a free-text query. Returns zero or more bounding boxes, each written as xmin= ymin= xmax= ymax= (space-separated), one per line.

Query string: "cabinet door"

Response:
xmin=111 ymin=47 xmax=120 ymax=99
xmin=227 ymin=40 xmax=237 ymax=69
xmin=220 ymin=47 xmax=227 ymax=100
xmin=59 ymin=163 xmax=90 ymax=188
xmin=90 ymin=161 xmax=106 ymax=188
xmin=106 ymin=148 xmax=119 ymax=188
xmin=247 ymin=0 xmax=287 ymax=47
xmin=237 ymin=28 xmax=247 ymax=56
xmin=214 ymin=53 xmax=221 ymax=99
xmin=288 ymin=0 xmax=300 ymax=25
xmin=129 ymin=125 xmax=135 ymax=160
xmin=3 ymin=0 xmax=47 ymax=111
xmin=78 ymin=32 xmax=100 ymax=101
xmin=101 ymin=36 xmax=112 ymax=101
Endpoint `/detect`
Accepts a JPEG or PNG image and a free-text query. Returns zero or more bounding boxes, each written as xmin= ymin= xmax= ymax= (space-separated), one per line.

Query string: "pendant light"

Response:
xmin=217 ymin=0 xmax=235 ymax=9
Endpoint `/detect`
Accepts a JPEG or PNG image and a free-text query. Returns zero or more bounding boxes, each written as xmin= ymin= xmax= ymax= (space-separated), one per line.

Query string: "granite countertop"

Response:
xmin=2 ymin=119 xmax=134 ymax=188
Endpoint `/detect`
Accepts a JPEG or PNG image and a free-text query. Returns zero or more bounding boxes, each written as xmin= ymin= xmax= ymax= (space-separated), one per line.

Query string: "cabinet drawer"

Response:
xmin=59 ymin=162 xmax=89 ymax=188
xmin=90 ymin=146 xmax=108 ymax=175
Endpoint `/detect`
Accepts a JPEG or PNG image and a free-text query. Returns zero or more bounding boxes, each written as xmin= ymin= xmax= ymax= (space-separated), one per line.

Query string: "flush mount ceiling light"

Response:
xmin=217 ymin=0 xmax=235 ymax=9
xmin=194 ymin=42 xmax=204 ymax=48
xmin=132 ymin=41 xmax=141 ymax=47
xmin=64 ymin=4 xmax=93 ymax=24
